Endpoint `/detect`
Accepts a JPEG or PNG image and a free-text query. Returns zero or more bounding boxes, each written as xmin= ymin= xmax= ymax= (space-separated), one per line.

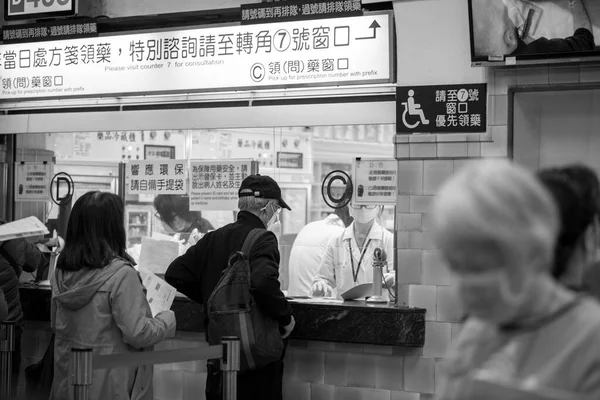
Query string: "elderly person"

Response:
xmin=435 ymin=159 xmax=600 ymax=399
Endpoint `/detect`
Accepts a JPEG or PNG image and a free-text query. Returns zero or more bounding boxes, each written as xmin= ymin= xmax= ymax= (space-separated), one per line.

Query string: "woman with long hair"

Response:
xmin=50 ymin=191 xmax=176 ymax=400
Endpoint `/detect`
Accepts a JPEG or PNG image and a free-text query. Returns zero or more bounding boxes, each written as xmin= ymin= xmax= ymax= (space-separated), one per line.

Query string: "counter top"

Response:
xmin=20 ymin=284 xmax=425 ymax=347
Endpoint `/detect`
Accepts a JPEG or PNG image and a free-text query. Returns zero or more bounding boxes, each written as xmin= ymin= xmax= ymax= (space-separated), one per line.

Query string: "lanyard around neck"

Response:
xmin=348 ymin=239 xmax=372 ymax=283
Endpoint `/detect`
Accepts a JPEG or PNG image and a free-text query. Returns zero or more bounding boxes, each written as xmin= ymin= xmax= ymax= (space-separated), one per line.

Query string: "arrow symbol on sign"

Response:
xmin=356 ymin=20 xmax=381 ymax=40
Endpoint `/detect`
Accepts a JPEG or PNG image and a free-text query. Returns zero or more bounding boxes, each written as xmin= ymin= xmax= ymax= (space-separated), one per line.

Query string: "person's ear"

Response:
xmin=504 ymin=27 xmax=519 ymax=47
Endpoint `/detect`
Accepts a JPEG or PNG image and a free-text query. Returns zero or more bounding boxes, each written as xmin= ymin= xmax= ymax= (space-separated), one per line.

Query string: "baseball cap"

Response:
xmin=238 ymin=174 xmax=292 ymax=210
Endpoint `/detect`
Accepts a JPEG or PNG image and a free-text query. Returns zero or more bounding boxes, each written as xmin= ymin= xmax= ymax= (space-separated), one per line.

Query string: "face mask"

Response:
xmin=352 ymin=207 xmax=379 ymax=224
xmin=454 ymin=269 xmax=531 ymax=324
xmin=263 ymin=203 xmax=281 ymax=231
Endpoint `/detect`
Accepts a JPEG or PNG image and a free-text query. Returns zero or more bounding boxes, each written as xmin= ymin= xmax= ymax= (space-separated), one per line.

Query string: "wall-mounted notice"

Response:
xmin=352 ymin=158 xmax=397 ymax=205
xmin=190 ymin=159 xmax=253 ymax=211
xmin=14 ymin=162 xmax=52 ymax=202
xmin=126 ymin=159 xmax=188 ymax=195
xmin=0 ymin=13 xmax=392 ymax=100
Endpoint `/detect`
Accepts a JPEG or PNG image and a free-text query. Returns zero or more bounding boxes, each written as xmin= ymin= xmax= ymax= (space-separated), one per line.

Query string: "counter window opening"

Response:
xmin=5 ymin=123 xmax=398 ymax=303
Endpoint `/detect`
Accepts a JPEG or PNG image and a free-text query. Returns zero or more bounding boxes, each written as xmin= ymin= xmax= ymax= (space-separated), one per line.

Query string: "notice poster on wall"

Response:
xmin=126 ymin=160 xmax=188 ymax=195
xmin=14 ymin=162 xmax=52 ymax=202
xmin=0 ymin=14 xmax=392 ymax=100
xmin=189 ymin=159 xmax=254 ymax=211
xmin=352 ymin=158 xmax=397 ymax=205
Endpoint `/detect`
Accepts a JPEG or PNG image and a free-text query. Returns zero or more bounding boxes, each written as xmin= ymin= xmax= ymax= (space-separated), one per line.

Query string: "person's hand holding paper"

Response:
xmin=138 ymin=267 xmax=177 ymax=317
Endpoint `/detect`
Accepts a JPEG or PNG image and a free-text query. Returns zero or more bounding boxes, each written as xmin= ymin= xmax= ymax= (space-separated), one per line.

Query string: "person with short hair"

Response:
xmin=153 ymin=194 xmax=214 ymax=238
xmin=435 ymin=159 xmax=600 ymax=399
xmin=165 ymin=174 xmax=294 ymax=400
xmin=538 ymin=164 xmax=600 ymax=298
xmin=51 ymin=191 xmax=176 ymax=400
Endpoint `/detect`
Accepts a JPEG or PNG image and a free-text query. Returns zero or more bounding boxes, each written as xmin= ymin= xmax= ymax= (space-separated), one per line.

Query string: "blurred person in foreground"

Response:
xmin=165 ymin=175 xmax=295 ymax=400
xmin=51 ymin=192 xmax=176 ymax=400
xmin=538 ymin=164 xmax=600 ymax=299
xmin=434 ymin=159 xmax=600 ymax=399
xmin=0 ymin=219 xmax=50 ymax=399
xmin=287 ymin=187 xmax=354 ymax=297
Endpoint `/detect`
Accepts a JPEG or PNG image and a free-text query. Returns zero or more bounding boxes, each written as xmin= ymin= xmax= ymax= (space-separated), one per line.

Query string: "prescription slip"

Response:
xmin=0 ymin=216 xmax=49 ymax=242
xmin=138 ymin=268 xmax=176 ymax=317
xmin=138 ymin=236 xmax=180 ymax=274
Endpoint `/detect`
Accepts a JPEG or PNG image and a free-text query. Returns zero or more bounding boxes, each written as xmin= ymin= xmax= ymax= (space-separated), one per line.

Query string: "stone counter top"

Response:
xmin=20 ymin=284 xmax=425 ymax=347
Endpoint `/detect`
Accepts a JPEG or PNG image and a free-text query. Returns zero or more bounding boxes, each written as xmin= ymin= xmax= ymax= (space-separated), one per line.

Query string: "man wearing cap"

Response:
xmin=165 ymin=174 xmax=294 ymax=400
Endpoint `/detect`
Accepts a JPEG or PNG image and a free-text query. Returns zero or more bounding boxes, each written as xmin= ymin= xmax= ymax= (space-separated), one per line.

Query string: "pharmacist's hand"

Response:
xmin=281 ymin=316 xmax=295 ymax=339
xmin=383 ymin=273 xmax=395 ymax=289
xmin=156 ymin=310 xmax=177 ymax=338
xmin=311 ymin=281 xmax=332 ymax=297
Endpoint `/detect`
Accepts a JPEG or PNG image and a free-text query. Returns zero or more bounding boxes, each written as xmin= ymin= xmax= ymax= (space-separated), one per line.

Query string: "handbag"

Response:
xmin=25 ymin=333 xmax=55 ymax=400
xmin=206 ymin=228 xmax=284 ymax=373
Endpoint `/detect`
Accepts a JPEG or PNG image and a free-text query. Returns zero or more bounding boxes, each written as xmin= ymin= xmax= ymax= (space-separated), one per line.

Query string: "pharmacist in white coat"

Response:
xmin=311 ymin=204 xmax=395 ymax=298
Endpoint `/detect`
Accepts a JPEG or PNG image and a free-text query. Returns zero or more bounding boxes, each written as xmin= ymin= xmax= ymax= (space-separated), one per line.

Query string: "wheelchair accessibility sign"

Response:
xmin=396 ymin=84 xmax=487 ymax=134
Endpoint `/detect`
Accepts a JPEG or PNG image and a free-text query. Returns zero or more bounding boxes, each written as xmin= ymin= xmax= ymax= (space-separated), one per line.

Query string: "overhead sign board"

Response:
xmin=0 ymin=12 xmax=393 ymax=101
xmin=5 ymin=0 xmax=77 ymax=21
xmin=241 ymin=0 xmax=363 ymax=25
xmin=353 ymin=158 xmax=397 ymax=205
xmin=396 ymin=84 xmax=487 ymax=134
xmin=2 ymin=19 xmax=97 ymax=44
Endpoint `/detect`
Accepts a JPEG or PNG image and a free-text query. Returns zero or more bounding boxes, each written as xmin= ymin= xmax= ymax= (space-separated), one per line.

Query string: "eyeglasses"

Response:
xmin=349 ymin=204 xmax=378 ymax=210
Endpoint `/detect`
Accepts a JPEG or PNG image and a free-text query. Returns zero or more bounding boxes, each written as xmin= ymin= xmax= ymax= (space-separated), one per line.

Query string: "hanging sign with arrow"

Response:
xmin=241 ymin=0 xmax=363 ymax=25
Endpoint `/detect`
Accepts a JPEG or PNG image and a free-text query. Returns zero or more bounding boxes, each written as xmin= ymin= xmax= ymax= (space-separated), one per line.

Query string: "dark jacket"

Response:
xmin=514 ymin=28 xmax=595 ymax=55
xmin=0 ymin=288 xmax=7 ymax=321
xmin=165 ymin=211 xmax=292 ymax=329
xmin=0 ymin=238 xmax=46 ymax=326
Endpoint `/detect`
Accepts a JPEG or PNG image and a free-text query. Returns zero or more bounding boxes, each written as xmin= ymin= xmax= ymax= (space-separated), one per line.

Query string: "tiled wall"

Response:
xmin=392 ymin=63 xmax=600 ymax=399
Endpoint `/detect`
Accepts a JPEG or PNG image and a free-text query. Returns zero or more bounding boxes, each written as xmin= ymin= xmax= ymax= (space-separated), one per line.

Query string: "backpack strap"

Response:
xmin=241 ymin=228 xmax=269 ymax=258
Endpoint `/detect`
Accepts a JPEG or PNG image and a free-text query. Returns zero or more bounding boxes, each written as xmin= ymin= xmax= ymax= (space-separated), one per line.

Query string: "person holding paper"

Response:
xmin=165 ymin=174 xmax=294 ymax=400
xmin=0 ymin=221 xmax=50 ymax=400
xmin=51 ymin=191 xmax=176 ymax=400
xmin=433 ymin=160 xmax=600 ymax=399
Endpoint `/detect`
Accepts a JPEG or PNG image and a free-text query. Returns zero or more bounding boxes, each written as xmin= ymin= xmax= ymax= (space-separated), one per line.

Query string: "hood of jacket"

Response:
xmin=53 ymin=258 xmax=133 ymax=311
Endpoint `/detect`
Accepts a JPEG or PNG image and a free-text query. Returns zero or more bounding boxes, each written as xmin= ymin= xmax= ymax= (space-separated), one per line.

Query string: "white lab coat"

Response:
xmin=312 ymin=221 xmax=394 ymax=299
xmin=287 ymin=214 xmax=345 ymax=297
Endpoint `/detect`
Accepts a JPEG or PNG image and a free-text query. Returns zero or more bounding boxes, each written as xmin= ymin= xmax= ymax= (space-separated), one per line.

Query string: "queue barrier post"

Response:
xmin=70 ymin=336 xmax=240 ymax=400
xmin=0 ymin=322 xmax=15 ymax=400
xmin=221 ymin=337 xmax=241 ymax=400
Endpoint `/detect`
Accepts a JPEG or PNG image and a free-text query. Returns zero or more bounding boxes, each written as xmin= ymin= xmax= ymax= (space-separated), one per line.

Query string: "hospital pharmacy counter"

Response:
xmin=20 ymin=284 xmax=425 ymax=347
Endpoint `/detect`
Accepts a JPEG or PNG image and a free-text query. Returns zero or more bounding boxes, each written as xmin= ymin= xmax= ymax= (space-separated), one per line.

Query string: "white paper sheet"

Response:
xmin=0 ymin=216 xmax=49 ymax=242
xmin=138 ymin=268 xmax=176 ymax=317
xmin=138 ymin=237 xmax=180 ymax=274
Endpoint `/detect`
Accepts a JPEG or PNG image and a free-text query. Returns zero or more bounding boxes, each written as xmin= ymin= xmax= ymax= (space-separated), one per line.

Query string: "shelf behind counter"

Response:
xmin=20 ymin=284 xmax=425 ymax=348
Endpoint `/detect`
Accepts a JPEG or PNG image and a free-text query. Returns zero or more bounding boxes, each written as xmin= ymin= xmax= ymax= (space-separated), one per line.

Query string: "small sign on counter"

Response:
xmin=352 ymin=158 xmax=397 ymax=205
xmin=15 ymin=162 xmax=52 ymax=202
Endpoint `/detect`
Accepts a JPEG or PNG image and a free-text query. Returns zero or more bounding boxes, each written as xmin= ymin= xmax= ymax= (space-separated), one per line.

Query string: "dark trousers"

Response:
xmin=206 ymin=341 xmax=287 ymax=400
xmin=10 ymin=325 xmax=22 ymax=400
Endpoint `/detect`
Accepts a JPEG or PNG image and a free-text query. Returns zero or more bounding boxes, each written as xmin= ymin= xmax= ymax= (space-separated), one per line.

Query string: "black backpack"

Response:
xmin=206 ymin=228 xmax=284 ymax=372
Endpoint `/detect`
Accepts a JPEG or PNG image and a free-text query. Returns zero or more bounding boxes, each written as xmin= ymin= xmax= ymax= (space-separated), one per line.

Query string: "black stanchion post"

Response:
xmin=221 ymin=337 xmax=240 ymax=400
xmin=0 ymin=322 xmax=15 ymax=399
xmin=71 ymin=348 xmax=93 ymax=400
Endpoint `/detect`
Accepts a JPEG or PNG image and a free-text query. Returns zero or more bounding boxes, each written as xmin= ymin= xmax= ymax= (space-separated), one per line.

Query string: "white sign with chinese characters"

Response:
xmin=189 ymin=159 xmax=253 ymax=211
xmin=352 ymin=158 xmax=397 ymax=205
xmin=126 ymin=160 xmax=188 ymax=195
xmin=14 ymin=162 xmax=52 ymax=202
xmin=0 ymin=13 xmax=392 ymax=100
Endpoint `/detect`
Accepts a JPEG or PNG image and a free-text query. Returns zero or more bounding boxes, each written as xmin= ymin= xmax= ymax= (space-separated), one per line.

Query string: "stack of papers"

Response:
xmin=0 ymin=216 xmax=49 ymax=242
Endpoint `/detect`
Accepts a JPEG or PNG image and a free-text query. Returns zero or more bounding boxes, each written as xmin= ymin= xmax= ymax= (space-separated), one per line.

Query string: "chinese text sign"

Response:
xmin=126 ymin=160 xmax=188 ymax=195
xmin=15 ymin=162 xmax=52 ymax=201
xmin=396 ymin=84 xmax=487 ymax=134
xmin=0 ymin=13 xmax=392 ymax=100
xmin=353 ymin=158 xmax=397 ymax=205
xmin=241 ymin=0 xmax=362 ymax=25
xmin=190 ymin=159 xmax=253 ymax=211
